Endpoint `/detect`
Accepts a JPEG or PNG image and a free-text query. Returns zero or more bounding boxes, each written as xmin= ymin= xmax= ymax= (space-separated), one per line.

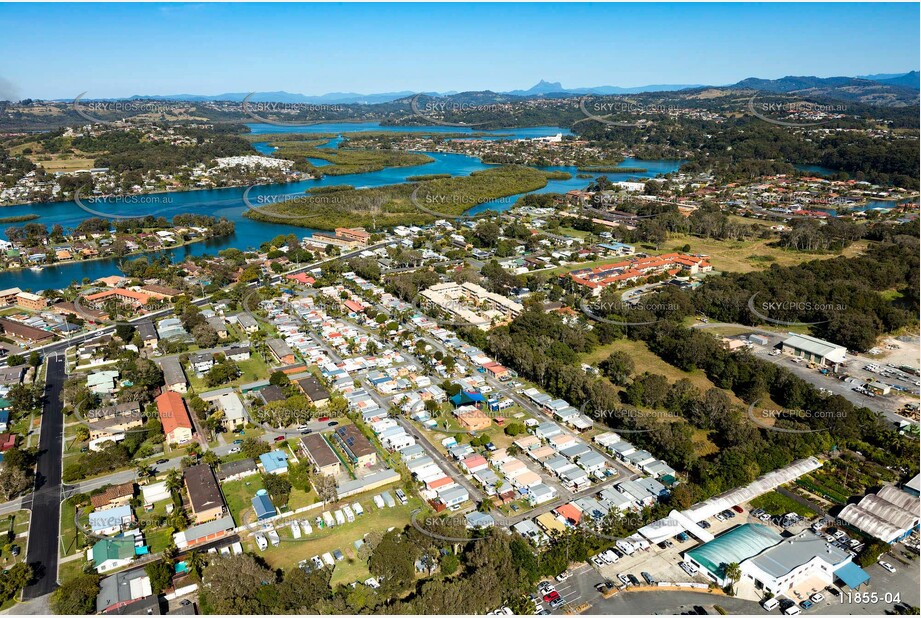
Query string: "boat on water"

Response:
xmin=29 ymin=265 xmax=44 ymax=272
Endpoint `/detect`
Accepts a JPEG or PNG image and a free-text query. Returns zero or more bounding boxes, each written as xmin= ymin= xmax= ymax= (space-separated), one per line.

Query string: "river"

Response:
xmin=0 ymin=123 xmax=681 ymax=291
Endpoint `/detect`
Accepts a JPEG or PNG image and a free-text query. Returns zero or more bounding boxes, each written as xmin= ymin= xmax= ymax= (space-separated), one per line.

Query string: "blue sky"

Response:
xmin=0 ymin=3 xmax=918 ymax=99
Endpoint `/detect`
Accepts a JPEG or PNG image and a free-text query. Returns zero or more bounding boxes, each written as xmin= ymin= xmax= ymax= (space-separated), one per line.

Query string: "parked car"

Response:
xmin=810 ymin=593 xmax=824 ymax=603
xmin=617 ymin=574 xmax=630 ymax=586
xmin=274 ymin=435 xmax=286 ymax=442
xmin=555 ymin=570 xmax=571 ymax=582
xmin=228 ymin=447 xmax=240 ymax=454
xmin=732 ymin=505 xmax=744 ymax=513
xmin=879 ymin=560 xmax=896 ymax=573
xmin=156 ymin=458 xmax=169 ymax=465
xmin=641 ymin=572 xmax=656 ymax=585
xmin=800 ymin=600 xmax=813 ymax=610
xmin=696 ymin=520 xmax=711 ymax=529
xmin=627 ymin=574 xmax=640 ymax=586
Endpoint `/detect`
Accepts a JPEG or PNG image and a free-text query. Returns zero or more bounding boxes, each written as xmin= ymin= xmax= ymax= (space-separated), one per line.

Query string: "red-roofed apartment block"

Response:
xmin=155 ymin=391 xmax=194 ymax=445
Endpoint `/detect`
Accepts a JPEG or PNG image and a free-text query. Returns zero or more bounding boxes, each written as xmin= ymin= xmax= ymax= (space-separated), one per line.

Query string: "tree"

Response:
xmin=240 ymin=436 xmax=269 ymax=459
xmin=311 ymin=473 xmax=338 ymax=505
xmin=5 ymin=354 xmax=24 ymax=367
xmin=0 ymin=463 xmax=31 ymax=501
xmin=27 ymin=351 xmax=41 ymax=368
xmin=50 ymin=573 xmax=100 ymax=615
xmin=599 ymin=350 xmax=634 ymax=386
xmin=262 ymin=473 xmax=292 ymax=507
xmin=0 ymin=562 xmax=32 ymax=604
xmin=724 ymin=562 xmax=741 ymax=596
xmin=369 ymin=530 xmax=417 ymax=594
xmin=115 ymin=324 xmax=136 ymax=342
xmin=192 ymin=324 xmax=219 ymax=348
xmin=200 ymin=554 xmax=275 ymax=614
xmin=145 ymin=560 xmax=174 ymax=594
xmin=268 ymin=371 xmax=290 ymax=387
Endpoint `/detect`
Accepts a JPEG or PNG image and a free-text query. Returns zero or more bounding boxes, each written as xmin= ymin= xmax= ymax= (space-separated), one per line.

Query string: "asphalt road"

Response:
xmin=23 ymin=355 xmax=66 ymax=599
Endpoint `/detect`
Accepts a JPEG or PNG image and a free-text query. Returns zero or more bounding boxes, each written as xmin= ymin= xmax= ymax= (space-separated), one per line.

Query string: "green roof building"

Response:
xmin=685 ymin=524 xmax=782 ymax=586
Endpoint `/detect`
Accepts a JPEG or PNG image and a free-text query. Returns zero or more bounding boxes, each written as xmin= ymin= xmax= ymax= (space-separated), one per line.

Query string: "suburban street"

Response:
xmin=22 ymin=354 xmax=66 ymax=599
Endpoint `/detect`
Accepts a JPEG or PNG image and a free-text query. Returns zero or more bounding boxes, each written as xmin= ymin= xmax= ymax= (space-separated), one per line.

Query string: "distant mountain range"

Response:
xmin=55 ymin=71 xmax=919 ymax=105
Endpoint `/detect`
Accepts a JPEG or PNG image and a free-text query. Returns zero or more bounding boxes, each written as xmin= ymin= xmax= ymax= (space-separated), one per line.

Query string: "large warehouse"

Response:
xmin=838 ymin=484 xmax=921 ymax=544
xmin=780 ymin=333 xmax=847 ymax=367
xmin=686 ymin=525 xmax=871 ymax=595
xmin=686 ymin=524 xmax=782 ymax=587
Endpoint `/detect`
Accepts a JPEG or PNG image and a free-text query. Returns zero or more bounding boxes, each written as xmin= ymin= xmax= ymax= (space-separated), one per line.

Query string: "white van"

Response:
xmin=761 ymin=598 xmax=779 ymax=611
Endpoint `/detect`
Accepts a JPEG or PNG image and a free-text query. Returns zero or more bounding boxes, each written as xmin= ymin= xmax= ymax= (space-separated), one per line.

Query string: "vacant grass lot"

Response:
xmin=188 ymin=354 xmax=272 ymax=392
xmin=750 ymin=490 xmax=817 ymax=518
xmin=246 ymin=490 xmax=419 ymax=586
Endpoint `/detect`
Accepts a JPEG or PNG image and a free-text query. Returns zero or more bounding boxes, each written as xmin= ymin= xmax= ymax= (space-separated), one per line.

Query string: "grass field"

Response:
xmin=582 ymin=338 xmax=725 ymax=396
xmin=662 ymin=235 xmax=869 ymax=274
xmin=750 ymin=490 xmax=817 ymax=518
xmin=246 ymin=491 xmax=420 ymax=586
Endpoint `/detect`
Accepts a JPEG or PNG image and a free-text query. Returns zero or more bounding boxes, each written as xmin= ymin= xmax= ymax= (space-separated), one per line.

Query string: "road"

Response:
xmin=22 ymin=355 xmax=66 ymax=599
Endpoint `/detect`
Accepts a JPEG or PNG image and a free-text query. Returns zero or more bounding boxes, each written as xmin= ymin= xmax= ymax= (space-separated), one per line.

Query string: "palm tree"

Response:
xmin=165 ymin=469 xmax=183 ymax=493
xmin=136 ymin=463 xmax=155 ymax=479
xmin=724 ymin=562 xmax=741 ymax=596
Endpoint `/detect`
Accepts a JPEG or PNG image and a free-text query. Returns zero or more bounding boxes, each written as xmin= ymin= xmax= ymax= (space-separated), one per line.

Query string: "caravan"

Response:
xmin=343 ymin=505 xmax=356 ymax=522
xmin=352 ymin=502 xmax=364 ymax=516
xmin=334 ymin=509 xmax=346 ymax=526
xmin=322 ymin=511 xmax=335 ymax=528
xmin=299 ymin=519 xmax=313 ymax=536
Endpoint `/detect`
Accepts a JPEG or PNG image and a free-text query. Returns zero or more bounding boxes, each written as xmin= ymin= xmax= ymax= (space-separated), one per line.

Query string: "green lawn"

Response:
xmin=188 ymin=354 xmax=272 ymax=392
xmin=0 ymin=510 xmax=30 ymax=569
xmin=222 ymin=476 xmax=267 ymax=526
xmin=58 ymin=558 xmax=88 ymax=585
xmin=248 ymin=493 xmax=420 ymax=586
xmin=750 ymin=491 xmax=817 ymax=518
xmin=59 ymin=498 xmax=87 ymax=558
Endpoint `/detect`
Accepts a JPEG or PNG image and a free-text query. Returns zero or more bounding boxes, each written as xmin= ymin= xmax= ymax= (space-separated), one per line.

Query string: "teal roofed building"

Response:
xmin=685 ymin=524 xmax=782 ymax=586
